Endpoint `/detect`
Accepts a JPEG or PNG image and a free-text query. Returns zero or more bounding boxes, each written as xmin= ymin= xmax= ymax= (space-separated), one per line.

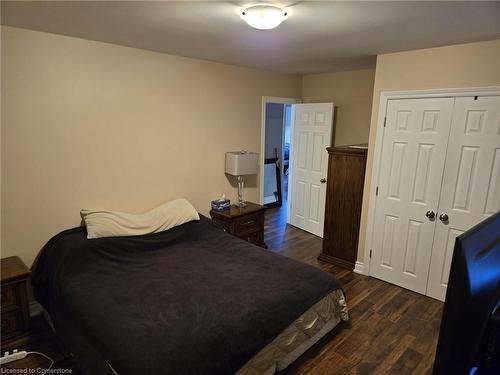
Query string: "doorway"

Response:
xmin=260 ymin=97 xmax=300 ymax=212
xmin=262 ymin=103 xmax=292 ymax=208
xmin=261 ymin=98 xmax=335 ymax=238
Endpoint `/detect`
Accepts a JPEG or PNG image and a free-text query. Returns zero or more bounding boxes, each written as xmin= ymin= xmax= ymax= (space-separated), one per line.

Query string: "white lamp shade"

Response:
xmin=225 ymin=152 xmax=258 ymax=176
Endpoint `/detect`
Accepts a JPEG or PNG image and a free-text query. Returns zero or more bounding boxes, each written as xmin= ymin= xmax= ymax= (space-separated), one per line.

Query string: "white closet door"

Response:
xmin=371 ymin=98 xmax=454 ymax=294
xmin=289 ymin=103 xmax=334 ymax=237
xmin=427 ymin=96 xmax=500 ymax=301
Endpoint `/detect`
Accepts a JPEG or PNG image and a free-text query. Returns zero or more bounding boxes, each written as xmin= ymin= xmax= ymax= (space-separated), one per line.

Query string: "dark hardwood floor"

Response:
xmin=1 ymin=203 xmax=443 ymax=374
xmin=265 ymin=203 xmax=443 ymax=375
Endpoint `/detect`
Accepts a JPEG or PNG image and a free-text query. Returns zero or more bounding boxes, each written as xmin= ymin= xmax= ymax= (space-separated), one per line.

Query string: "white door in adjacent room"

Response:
xmin=370 ymin=98 xmax=454 ymax=294
xmin=289 ymin=103 xmax=334 ymax=237
xmin=426 ymin=96 xmax=500 ymax=301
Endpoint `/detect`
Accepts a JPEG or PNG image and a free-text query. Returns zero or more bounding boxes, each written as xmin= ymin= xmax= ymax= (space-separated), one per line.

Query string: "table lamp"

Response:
xmin=225 ymin=151 xmax=258 ymax=207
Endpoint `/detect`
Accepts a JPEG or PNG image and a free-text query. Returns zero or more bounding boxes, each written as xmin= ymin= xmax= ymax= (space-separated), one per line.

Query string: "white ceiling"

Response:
xmin=2 ymin=1 xmax=500 ymax=74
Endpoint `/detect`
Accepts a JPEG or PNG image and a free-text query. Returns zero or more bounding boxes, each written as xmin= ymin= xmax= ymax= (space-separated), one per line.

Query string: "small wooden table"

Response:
xmin=1 ymin=256 xmax=31 ymax=343
xmin=210 ymin=202 xmax=267 ymax=248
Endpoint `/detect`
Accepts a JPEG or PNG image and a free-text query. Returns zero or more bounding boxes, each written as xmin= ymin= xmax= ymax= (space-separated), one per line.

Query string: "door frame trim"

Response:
xmin=260 ymin=96 xmax=301 ymax=206
xmin=362 ymin=86 xmax=500 ymax=277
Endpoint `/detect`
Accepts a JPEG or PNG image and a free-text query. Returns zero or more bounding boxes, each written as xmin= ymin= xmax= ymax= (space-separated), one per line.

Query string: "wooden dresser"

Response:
xmin=319 ymin=146 xmax=367 ymax=270
xmin=210 ymin=202 xmax=267 ymax=248
xmin=1 ymin=256 xmax=31 ymax=343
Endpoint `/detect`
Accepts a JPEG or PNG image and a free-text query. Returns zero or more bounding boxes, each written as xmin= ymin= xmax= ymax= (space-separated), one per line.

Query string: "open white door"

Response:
xmin=426 ymin=96 xmax=500 ymax=301
xmin=289 ymin=103 xmax=334 ymax=237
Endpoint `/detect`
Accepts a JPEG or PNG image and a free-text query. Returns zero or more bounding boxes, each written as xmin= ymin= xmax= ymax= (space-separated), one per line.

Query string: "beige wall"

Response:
xmin=1 ymin=26 xmax=301 ymax=266
xmin=302 ymin=69 xmax=375 ymax=146
xmin=4 ymin=25 xmax=500 ymax=268
xmin=358 ymin=39 xmax=500 ymax=262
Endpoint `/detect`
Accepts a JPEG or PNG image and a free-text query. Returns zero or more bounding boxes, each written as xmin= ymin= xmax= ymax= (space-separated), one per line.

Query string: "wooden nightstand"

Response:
xmin=1 ymin=256 xmax=31 ymax=344
xmin=210 ymin=202 xmax=267 ymax=248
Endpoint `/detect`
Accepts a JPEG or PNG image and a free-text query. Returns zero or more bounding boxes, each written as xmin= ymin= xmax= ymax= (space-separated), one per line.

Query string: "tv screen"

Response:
xmin=433 ymin=212 xmax=500 ymax=375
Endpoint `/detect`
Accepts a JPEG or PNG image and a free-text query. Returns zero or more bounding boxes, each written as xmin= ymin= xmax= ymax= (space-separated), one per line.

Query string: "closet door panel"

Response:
xmin=427 ymin=96 xmax=500 ymax=301
xmin=371 ymin=98 xmax=454 ymax=293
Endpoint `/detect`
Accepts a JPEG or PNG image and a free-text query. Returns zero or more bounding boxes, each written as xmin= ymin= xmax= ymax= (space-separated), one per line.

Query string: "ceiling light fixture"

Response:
xmin=240 ymin=5 xmax=288 ymax=30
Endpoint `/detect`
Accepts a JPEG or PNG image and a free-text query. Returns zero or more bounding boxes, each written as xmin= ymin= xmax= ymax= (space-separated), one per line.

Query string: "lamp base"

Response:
xmin=237 ymin=175 xmax=246 ymax=208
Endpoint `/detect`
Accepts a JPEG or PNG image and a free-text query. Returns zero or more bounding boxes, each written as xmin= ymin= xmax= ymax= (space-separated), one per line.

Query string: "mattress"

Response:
xmin=237 ymin=289 xmax=348 ymax=374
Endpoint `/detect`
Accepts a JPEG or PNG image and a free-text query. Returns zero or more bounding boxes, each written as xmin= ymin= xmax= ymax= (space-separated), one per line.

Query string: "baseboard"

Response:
xmin=29 ymin=300 xmax=43 ymax=317
xmin=317 ymin=253 xmax=354 ymax=270
xmin=354 ymin=261 xmax=365 ymax=275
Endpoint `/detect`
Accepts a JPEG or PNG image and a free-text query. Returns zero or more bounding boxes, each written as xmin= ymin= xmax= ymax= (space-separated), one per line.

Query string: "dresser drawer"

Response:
xmin=234 ymin=213 xmax=262 ymax=234
xmin=1 ymin=310 xmax=23 ymax=338
xmin=1 ymin=284 xmax=18 ymax=310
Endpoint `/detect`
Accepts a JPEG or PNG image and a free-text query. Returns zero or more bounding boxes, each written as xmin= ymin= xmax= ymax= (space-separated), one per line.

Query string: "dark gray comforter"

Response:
xmin=31 ymin=216 xmax=342 ymax=375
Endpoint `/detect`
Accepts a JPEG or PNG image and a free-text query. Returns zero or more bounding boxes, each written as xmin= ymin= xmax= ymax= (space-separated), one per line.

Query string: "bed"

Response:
xmin=31 ymin=216 xmax=348 ymax=375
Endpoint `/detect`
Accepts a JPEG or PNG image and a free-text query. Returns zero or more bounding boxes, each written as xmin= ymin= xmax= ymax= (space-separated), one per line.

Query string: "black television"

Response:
xmin=433 ymin=211 xmax=500 ymax=375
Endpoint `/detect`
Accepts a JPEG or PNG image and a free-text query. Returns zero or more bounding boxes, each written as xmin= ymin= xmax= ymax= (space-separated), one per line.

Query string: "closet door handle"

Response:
xmin=439 ymin=213 xmax=449 ymax=222
xmin=426 ymin=210 xmax=435 ymax=220
xmin=320 ymin=178 xmax=327 ymax=183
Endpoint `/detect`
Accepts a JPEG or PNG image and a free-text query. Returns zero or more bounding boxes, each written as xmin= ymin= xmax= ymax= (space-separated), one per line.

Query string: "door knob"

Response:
xmin=439 ymin=213 xmax=449 ymax=222
xmin=425 ymin=210 xmax=435 ymax=220
xmin=320 ymin=178 xmax=327 ymax=183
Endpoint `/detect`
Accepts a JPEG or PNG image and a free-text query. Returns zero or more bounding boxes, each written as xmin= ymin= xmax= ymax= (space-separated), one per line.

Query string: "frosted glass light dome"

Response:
xmin=240 ymin=5 xmax=288 ymax=30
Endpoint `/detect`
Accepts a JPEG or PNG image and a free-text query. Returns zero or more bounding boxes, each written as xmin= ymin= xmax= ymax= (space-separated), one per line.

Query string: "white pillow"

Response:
xmin=81 ymin=198 xmax=200 ymax=239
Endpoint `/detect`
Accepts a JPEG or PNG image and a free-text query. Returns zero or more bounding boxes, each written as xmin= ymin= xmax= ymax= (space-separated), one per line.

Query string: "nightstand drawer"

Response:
xmin=234 ymin=213 xmax=262 ymax=234
xmin=1 ymin=256 xmax=31 ymax=344
xmin=1 ymin=285 xmax=18 ymax=310
xmin=212 ymin=218 xmax=231 ymax=233
xmin=1 ymin=310 xmax=23 ymax=338
xmin=238 ymin=231 xmax=264 ymax=246
xmin=209 ymin=202 xmax=267 ymax=248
